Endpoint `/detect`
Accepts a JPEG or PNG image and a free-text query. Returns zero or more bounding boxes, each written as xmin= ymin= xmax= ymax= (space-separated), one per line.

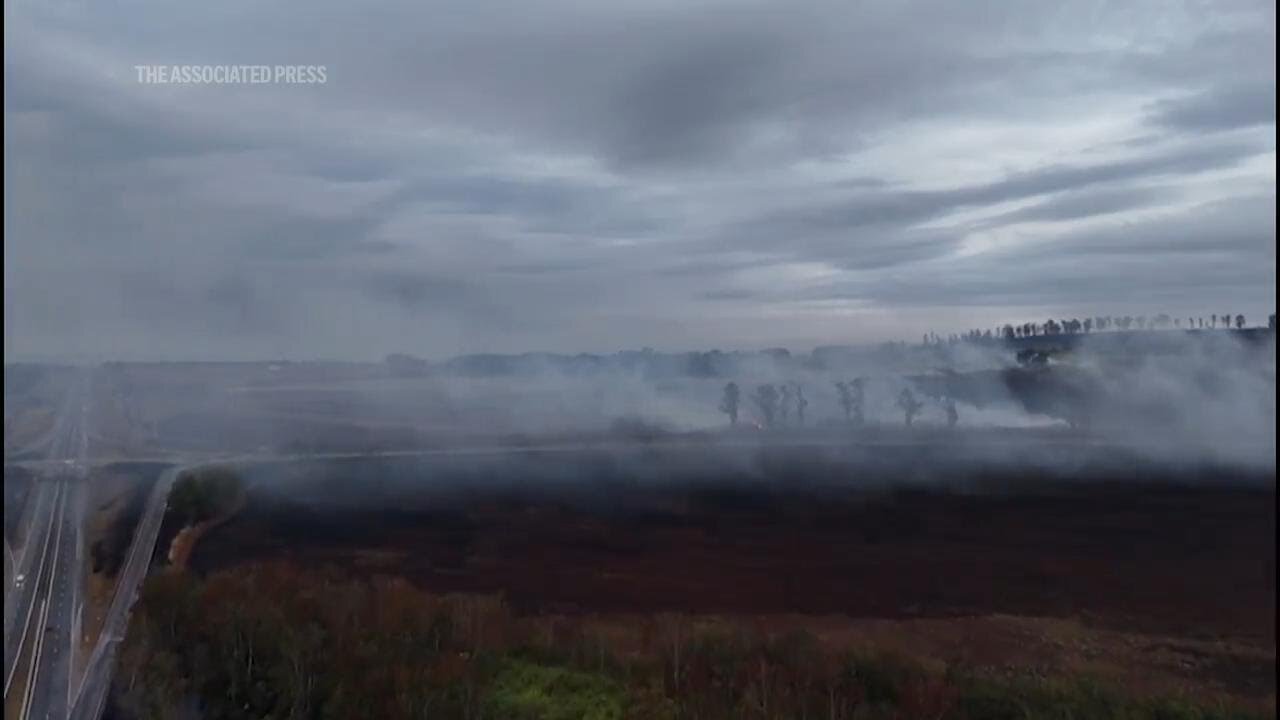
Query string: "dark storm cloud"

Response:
xmin=3 ymin=0 xmax=1275 ymax=360
xmin=754 ymin=139 xmax=1261 ymax=236
xmin=1148 ymin=82 xmax=1277 ymax=132
xmin=718 ymin=139 xmax=1264 ymax=272
xmin=792 ymin=195 xmax=1276 ymax=310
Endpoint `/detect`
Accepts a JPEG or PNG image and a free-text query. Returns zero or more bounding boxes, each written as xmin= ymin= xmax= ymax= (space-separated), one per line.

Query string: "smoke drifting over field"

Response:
xmin=95 ymin=328 xmax=1274 ymax=477
xmin=357 ymin=330 xmax=1277 ymax=472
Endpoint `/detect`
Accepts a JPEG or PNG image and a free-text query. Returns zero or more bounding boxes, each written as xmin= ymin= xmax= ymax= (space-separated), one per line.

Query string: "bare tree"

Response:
xmin=794 ymin=383 xmax=808 ymax=426
xmin=753 ymin=384 xmax=779 ymax=428
xmin=944 ymin=398 xmax=958 ymax=428
xmin=719 ymin=382 xmax=741 ymax=426
xmin=897 ymin=388 xmax=923 ymax=427
xmin=779 ymin=384 xmax=794 ymax=425
xmin=835 ymin=382 xmax=853 ymax=422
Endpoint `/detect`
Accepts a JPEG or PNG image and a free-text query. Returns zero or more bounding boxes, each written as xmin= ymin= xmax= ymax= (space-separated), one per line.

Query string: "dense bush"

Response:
xmin=167 ymin=466 xmax=242 ymax=526
xmin=110 ymin=564 xmax=1268 ymax=720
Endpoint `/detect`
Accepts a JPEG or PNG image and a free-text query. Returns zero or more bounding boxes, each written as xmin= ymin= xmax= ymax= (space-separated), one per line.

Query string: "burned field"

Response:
xmin=186 ymin=443 xmax=1275 ymax=642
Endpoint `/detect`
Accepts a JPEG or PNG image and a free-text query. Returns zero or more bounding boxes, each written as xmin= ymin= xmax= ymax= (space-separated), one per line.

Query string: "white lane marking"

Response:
xmin=19 ymin=483 xmax=68 ymax=720
xmin=4 ymin=483 xmax=63 ymax=697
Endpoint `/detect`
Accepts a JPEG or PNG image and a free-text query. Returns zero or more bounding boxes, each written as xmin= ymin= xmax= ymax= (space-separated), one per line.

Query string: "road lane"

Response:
xmin=4 ymin=482 xmax=61 ymax=698
xmin=4 ymin=370 xmax=92 ymax=720
xmin=18 ymin=480 xmax=73 ymax=720
xmin=22 ymin=479 xmax=79 ymax=720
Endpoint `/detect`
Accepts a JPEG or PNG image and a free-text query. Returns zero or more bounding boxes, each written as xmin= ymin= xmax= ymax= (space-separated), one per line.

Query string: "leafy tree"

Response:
xmin=944 ymin=398 xmax=958 ymax=428
xmin=1235 ymin=314 xmax=1246 ymax=329
xmin=168 ymin=467 xmax=243 ymax=526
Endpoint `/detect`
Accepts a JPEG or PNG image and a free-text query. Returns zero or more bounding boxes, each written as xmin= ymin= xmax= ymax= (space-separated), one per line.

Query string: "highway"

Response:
xmin=68 ymin=464 xmax=180 ymax=720
xmin=4 ymin=372 xmax=90 ymax=720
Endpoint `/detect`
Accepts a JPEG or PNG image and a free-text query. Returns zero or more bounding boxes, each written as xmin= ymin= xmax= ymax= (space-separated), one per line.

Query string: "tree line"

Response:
xmin=925 ymin=312 xmax=1266 ymax=346
xmin=719 ymin=380 xmax=948 ymax=430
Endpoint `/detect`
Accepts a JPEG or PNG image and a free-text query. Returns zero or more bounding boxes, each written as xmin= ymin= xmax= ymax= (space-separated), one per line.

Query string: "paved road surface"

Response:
xmin=69 ymin=465 xmax=181 ymax=720
xmin=4 ymin=372 xmax=91 ymax=720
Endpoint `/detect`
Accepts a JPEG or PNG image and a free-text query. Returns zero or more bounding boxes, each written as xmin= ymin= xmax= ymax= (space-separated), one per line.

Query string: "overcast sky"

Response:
xmin=4 ymin=0 xmax=1275 ymax=361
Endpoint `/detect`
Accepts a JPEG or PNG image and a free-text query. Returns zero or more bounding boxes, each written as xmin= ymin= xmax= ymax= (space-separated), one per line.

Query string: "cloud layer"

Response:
xmin=4 ymin=0 xmax=1275 ymax=360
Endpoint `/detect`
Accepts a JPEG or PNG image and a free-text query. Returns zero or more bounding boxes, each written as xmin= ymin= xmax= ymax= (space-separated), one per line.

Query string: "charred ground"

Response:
xmin=183 ymin=445 xmax=1275 ymax=641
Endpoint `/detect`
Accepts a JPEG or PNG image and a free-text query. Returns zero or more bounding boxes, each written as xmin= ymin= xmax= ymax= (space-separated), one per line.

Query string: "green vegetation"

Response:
xmin=110 ymin=564 xmax=1269 ymax=720
xmin=952 ymin=675 xmax=1261 ymax=720
xmin=486 ymin=660 xmax=624 ymax=720
xmin=168 ymin=466 xmax=242 ymax=525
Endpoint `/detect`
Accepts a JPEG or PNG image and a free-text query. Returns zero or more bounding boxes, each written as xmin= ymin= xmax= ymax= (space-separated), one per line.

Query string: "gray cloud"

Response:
xmin=1149 ymin=82 xmax=1277 ymax=132
xmin=3 ymin=0 xmax=1275 ymax=360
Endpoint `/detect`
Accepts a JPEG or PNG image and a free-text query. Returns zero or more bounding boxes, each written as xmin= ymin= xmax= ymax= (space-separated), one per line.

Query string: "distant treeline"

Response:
xmin=386 ymin=323 xmax=1276 ymax=379
xmin=933 ymin=312 xmax=1273 ymax=345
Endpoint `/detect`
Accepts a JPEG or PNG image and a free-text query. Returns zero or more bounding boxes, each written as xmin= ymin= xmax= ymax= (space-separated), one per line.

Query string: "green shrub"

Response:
xmin=169 ymin=466 xmax=242 ymax=525
xmin=485 ymin=659 xmax=624 ymax=720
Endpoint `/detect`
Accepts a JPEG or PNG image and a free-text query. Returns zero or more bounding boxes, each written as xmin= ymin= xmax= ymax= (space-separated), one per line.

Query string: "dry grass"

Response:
xmin=519 ymin=612 xmax=1276 ymax=712
xmin=166 ymin=486 xmax=246 ymax=571
xmin=3 ymin=406 xmax=55 ymax=453
xmin=80 ymin=470 xmax=154 ymax=661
